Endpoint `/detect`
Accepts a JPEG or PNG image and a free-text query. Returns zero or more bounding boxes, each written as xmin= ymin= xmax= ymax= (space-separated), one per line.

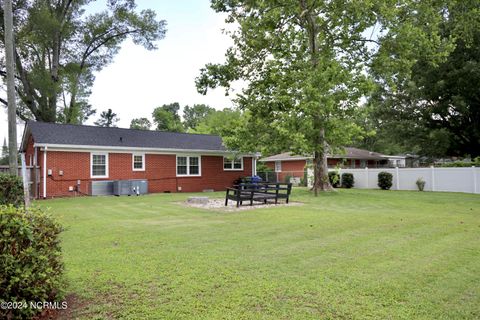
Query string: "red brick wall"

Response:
xmin=28 ymin=137 xmax=254 ymax=198
xmin=26 ymin=132 xmax=252 ymax=197
xmin=264 ymin=160 xmax=306 ymax=182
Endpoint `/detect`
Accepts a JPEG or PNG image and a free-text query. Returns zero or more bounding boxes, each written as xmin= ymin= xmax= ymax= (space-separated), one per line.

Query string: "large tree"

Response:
xmin=183 ymin=104 xmax=215 ymax=130
xmin=370 ymin=0 xmax=480 ymax=157
xmin=152 ymin=102 xmax=184 ymax=132
xmin=130 ymin=117 xmax=151 ymax=130
xmin=0 ymin=0 xmax=166 ymax=124
xmin=369 ymin=1 xmax=480 ymax=158
xmin=196 ymin=0 xmax=378 ymax=194
xmin=94 ymin=108 xmax=119 ymax=127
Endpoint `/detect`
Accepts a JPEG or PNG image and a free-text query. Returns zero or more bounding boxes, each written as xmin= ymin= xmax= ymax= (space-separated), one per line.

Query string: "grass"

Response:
xmin=38 ymin=188 xmax=480 ymax=319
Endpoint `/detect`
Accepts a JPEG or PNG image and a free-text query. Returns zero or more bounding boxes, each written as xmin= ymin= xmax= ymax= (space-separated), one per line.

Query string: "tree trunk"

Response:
xmin=313 ymin=127 xmax=333 ymax=195
xmin=3 ymin=0 xmax=18 ymax=175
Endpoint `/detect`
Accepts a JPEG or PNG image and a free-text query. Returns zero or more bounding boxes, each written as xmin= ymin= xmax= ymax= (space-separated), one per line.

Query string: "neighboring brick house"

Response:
xmin=259 ymin=148 xmax=390 ymax=182
xmin=20 ymin=122 xmax=256 ymax=198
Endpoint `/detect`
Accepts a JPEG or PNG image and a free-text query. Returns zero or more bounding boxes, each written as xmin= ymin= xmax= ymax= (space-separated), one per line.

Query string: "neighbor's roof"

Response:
xmin=259 ymin=147 xmax=385 ymax=162
xmin=21 ymin=121 xmax=227 ymax=152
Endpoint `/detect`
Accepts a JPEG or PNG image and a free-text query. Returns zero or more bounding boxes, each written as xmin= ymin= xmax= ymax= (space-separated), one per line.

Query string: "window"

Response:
xmin=132 ymin=153 xmax=145 ymax=171
xmin=223 ymin=157 xmax=243 ymax=170
xmin=275 ymin=161 xmax=282 ymax=172
xmin=177 ymin=156 xmax=201 ymax=176
xmin=91 ymin=153 xmax=108 ymax=178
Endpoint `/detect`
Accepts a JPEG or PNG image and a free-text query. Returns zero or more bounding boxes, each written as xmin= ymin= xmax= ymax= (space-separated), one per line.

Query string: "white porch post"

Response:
xmin=43 ymin=146 xmax=47 ymax=198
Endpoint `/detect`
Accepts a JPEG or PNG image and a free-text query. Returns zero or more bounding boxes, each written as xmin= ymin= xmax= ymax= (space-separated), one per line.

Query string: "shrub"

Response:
xmin=0 ymin=174 xmax=24 ymax=207
xmin=341 ymin=173 xmax=354 ymax=188
xmin=416 ymin=177 xmax=426 ymax=191
xmin=0 ymin=206 xmax=65 ymax=319
xmin=284 ymin=174 xmax=292 ymax=183
xmin=328 ymin=171 xmax=340 ymax=188
xmin=378 ymin=172 xmax=393 ymax=190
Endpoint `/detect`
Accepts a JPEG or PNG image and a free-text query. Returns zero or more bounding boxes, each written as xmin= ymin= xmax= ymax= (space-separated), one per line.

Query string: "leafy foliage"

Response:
xmin=341 ymin=173 xmax=354 ymax=189
xmin=0 ymin=174 xmax=24 ymax=207
xmin=378 ymin=172 xmax=393 ymax=190
xmin=0 ymin=205 xmax=64 ymax=319
xmin=416 ymin=178 xmax=426 ymax=191
xmin=369 ymin=1 xmax=480 ymax=158
xmin=197 ymin=0 xmax=381 ymax=193
xmin=152 ymin=103 xmax=185 ymax=132
xmin=0 ymin=0 xmax=166 ymax=123
xmin=438 ymin=157 xmax=480 ymax=167
xmin=183 ymin=104 xmax=216 ymax=130
xmin=130 ymin=117 xmax=152 ymax=130
xmin=94 ymin=109 xmax=119 ymax=127
xmin=0 ymin=138 xmax=8 ymax=165
xmin=328 ymin=171 xmax=340 ymax=188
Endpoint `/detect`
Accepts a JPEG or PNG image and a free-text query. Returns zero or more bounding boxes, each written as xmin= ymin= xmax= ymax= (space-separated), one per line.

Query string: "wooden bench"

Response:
xmin=225 ymin=182 xmax=292 ymax=207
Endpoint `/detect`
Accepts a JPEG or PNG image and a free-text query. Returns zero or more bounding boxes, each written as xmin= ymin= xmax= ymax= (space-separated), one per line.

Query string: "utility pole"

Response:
xmin=3 ymin=0 xmax=18 ymax=175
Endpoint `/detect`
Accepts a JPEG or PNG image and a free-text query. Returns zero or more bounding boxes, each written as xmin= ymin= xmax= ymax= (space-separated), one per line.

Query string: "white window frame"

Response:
xmin=90 ymin=152 xmax=109 ymax=178
xmin=275 ymin=160 xmax=282 ymax=172
xmin=132 ymin=153 xmax=145 ymax=171
xmin=223 ymin=156 xmax=244 ymax=171
xmin=176 ymin=155 xmax=201 ymax=177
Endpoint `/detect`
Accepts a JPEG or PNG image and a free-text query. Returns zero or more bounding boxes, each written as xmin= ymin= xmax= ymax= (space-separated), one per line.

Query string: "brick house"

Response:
xmin=259 ymin=148 xmax=389 ymax=182
xmin=20 ymin=122 xmax=256 ymax=198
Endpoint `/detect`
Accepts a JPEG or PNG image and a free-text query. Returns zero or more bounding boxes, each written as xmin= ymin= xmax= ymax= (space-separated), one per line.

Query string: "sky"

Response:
xmin=0 ymin=0 xmax=237 ymax=146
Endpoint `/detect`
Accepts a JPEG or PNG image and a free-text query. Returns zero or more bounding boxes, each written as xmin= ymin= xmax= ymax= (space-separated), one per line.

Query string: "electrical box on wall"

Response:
xmin=177 ymin=186 xmax=182 ymax=191
xmin=59 ymin=170 xmax=64 ymax=176
xmin=68 ymin=186 xmax=74 ymax=192
xmin=47 ymin=169 xmax=52 ymax=176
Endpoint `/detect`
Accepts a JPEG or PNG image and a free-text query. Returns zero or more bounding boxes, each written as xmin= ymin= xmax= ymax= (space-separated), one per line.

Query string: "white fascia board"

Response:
xmin=33 ymin=143 xmax=256 ymax=157
xmin=381 ymin=155 xmax=407 ymax=159
xmin=259 ymin=157 xmax=311 ymax=162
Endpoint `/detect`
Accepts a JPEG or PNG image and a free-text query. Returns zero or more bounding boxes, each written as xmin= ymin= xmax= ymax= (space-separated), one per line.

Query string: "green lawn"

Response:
xmin=39 ymin=189 xmax=480 ymax=319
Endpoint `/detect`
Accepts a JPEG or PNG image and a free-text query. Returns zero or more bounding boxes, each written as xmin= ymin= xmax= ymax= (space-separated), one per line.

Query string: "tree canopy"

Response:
xmin=368 ymin=1 xmax=480 ymax=158
xmin=152 ymin=102 xmax=184 ymax=132
xmin=197 ymin=0 xmax=380 ymax=193
xmin=94 ymin=108 xmax=119 ymax=127
xmin=0 ymin=0 xmax=166 ymax=124
xmin=183 ymin=104 xmax=216 ymax=130
xmin=130 ymin=117 xmax=151 ymax=130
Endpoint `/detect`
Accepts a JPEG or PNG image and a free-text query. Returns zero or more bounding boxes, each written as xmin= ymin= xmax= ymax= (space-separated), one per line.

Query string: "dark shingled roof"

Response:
xmin=260 ymin=147 xmax=385 ymax=162
xmin=23 ymin=121 xmax=227 ymax=151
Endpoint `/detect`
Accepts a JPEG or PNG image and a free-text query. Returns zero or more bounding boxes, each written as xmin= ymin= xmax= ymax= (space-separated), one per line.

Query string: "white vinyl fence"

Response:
xmin=321 ymin=167 xmax=480 ymax=194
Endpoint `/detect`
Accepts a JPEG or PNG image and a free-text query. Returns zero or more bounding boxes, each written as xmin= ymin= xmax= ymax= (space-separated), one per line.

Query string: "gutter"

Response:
xmin=43 ymin=146 xmax=47 ymax=199
xmin=33 ymin=143 xmax=257 ymax=157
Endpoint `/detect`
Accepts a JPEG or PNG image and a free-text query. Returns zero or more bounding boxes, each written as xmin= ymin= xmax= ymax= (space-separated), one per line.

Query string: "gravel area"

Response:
xmin=181 ymin=198 xmax=303 ymax=212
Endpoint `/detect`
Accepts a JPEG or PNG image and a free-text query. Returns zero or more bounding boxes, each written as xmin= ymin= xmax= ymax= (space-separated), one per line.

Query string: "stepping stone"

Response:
xmin=187 ymin=196 xmax=209 ymax=204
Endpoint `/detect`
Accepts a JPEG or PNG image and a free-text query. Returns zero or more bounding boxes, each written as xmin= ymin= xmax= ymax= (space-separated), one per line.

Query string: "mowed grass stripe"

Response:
xmin=38 ymin=188 xmax=480 ymax=319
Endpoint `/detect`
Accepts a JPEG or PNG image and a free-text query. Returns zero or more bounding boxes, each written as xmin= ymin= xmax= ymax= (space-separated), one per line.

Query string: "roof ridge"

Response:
xmin=28 ymin=121 xmax=222 ymax=138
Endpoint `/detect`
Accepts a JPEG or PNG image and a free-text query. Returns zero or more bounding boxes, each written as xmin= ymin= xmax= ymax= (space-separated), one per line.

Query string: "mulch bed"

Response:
xmin=182 ymin=198 xmax=303 ymax=212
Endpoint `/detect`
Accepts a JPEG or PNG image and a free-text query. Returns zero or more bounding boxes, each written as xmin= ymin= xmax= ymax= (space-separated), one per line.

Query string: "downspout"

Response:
xmin=33 ymin=147 xmax=37 ymax=198
xmin=43 ymin=146 xmax=47 ymax=198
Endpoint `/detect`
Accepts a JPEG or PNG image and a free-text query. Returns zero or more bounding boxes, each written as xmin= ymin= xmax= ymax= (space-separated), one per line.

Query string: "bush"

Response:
xmin=416 ymin=177 xmax=426 ymax=191
xmin=0 ymin=174 xmax=24 ymax=207
xmin=378 ymin=172 xmax=393 ymax=190
xmin=438 ymin=157 xmax=480 ymax=167
xmin=284 ymin=174 xmax=292 ymax=183
xmin=341 ymin=173 xmax=354 ymax=188
xmin=328 ymin=171 xmax=340 ymax=188
xmin=0 ymin=206 xmax=64 ymax=319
